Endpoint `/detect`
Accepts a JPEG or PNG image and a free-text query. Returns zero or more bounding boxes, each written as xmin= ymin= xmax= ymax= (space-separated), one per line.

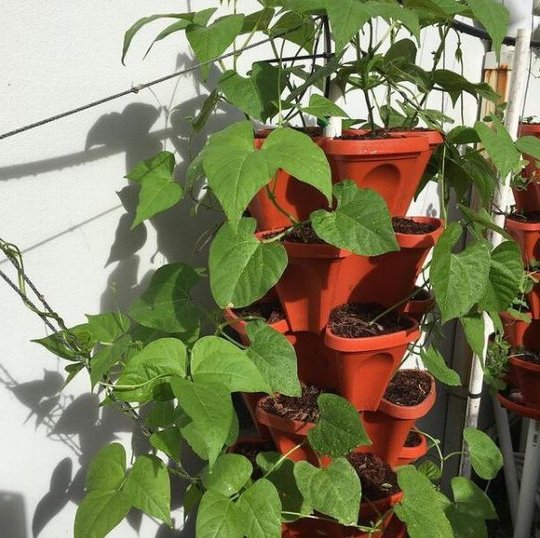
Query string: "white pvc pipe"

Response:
xmin=461 ymin=26 xmax=532 ymax=477
xmin=513 ymin=419 xmax=540 ymax=538
xmin=493 ymin=400 xmax=520 ymax=524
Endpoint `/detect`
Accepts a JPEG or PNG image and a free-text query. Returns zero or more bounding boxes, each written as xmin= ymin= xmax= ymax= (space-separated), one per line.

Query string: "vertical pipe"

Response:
xmin=493 ymin=400 xmax=520 ymax=523
xmin=513 ymin=419 xmax=540 ymax=538
xmin=461 ymin=26 xmax=532 ymax=476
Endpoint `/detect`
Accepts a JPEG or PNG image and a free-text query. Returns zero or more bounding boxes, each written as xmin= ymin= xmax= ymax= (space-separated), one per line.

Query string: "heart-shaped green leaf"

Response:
xmin=308 ymin=394 xmax=371 ymax=457
xmin=246 ymin=321 xmax=301 ymax=397
xmin=202 ymin=454 xmax=253 ymax=497
xmin=420 ymin=347 xmax=461 ymax=387
xmin=191 ymin=335 xmax=270 ymax=393
xmin=294 ymin=458 xmax=361 ymax=525
xmin=311 ymin=181 xmax=399 ymax=255
xmin=85 ymin=443 xmax=126 ymax=492
xmin=237 ymin=479 xmax=282 ymax=538
xmin=431 ymin=223 xmax=491 ymax=322
xmin=463 ymin=427 xmax=503 ymax=480
xmin=451 ymin=477 xmax=497 ymax=519
xmin=196 ymin=490 xmax=245 ymax=538
xmin=209 ymin=218 xmax=287 ymax=308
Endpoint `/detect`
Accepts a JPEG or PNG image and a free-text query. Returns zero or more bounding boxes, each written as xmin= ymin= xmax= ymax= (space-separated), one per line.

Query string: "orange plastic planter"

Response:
xmin=332 ymin=217 xmax=443 ymax=307
xmin=527 ymin=271 xmax=540 ymax=319
xmin=505 ymin=217 xmax=540 ymax=265
xmin=396 ymin=433 xmax=429 ymax=466
xmin=403 ymin=289 xmax=436 ymax=323
xmin=255 ymin=398 xmax=319 ymax=465
xmin=324 ymin=319 xmax=421 ymax=411
xmin=324 ymin=135 xmax=431 ymax=216
xmin=501 ymin=311 xmax=538 ymax=349
xmin=358 ymin=372 xmax=436 ymax=466
xmin=510 ymin=355 xmax=540 ymax=409
xmin=275 ymin=239 xmax=351 ymax=334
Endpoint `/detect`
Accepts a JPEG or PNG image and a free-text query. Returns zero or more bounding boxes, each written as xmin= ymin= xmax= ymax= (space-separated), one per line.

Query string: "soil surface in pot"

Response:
xmin=507 ymin=211 xmax=540 ymax=223
xmin=263 ymin=222 xmax=326 ymax=244
xmin=404 ymin=430 xmax=422 ymax=448
xmin=336 ymin=132 xmax=392 ymax=140
xmin=410 ymin=287 xmax=431 ymax=301
xmin=513 ymin=349 xmax=540 ymax=365
xmin=255 ymin=126 xmax=323 ymax=139
xmin=384 ymin=370 xmax=432 ymax=406
xmin=392 ymin=216 xmax=438 ymax=234
xmin=233 ymin=439 xmax=276 ymax=479
xmin=233 ymin=300 xmax=285 ymax=324
xmin=261 ymin=383 xmax=326 ymax=423
xmin=347 ymin=453 xmax=400 ymax=501
xmin=328 ymin=303 xmax=415 ymax=338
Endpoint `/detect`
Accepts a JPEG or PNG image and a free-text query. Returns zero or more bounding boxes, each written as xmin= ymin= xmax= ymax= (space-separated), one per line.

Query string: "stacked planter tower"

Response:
xmin=228 ymin=129 xmax=445 ymax=537
xmin=500 ymin=123 xmax=540 ymax=418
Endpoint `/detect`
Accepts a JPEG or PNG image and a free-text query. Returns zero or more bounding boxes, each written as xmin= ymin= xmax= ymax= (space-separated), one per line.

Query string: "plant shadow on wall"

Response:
xmin=0 ymin=365 xmax=137 ymax=537
xmin=5 ymin=1 xmax=540 ymax=537
xmin=0 ymin=49 xmax=242 ymax=536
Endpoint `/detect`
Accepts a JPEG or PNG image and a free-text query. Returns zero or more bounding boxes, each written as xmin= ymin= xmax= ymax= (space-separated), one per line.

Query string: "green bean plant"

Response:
xmin=6 ymin=0 xmax=540 ymax=537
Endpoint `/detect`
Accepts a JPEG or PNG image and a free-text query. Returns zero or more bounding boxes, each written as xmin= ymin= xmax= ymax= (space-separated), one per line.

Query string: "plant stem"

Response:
xmin=264 ymin=184 xmax=299 ymax=224
xmin=262 ymin=443 xmax=304 ymax=480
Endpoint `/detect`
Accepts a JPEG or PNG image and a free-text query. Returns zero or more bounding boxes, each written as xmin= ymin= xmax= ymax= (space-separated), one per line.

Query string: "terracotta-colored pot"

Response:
xmin=396 ymin=432 xmax=429 ymax=466
xmin=288 ymin=332 xmax=340 ymax=390
xmin=324 ymin=318 xmax=421 ymax=411
xmin=224 ymin=306 xmax=290 ymax=346
xmin=275 ymin=237 xmax=351 ymax=334
xmin=497 ymin=391 xmax=540 ymax=420
xmin=509 ymin=355 xmax=540 ymax=409
xmin=500 ymin=311 xmax=537 ymax=349
xmin=505 ymin=216 xmax=540 ymax=265
xmin=249 ymin=136 xmax=328 ymax=230
xmin=403 ymin=289 xmax=436 ymax=323
xmin=527 ymin=271 xmax=540 ymax=319
xmin=333 ymin=217 xmax=443 ymax=307
xmin=255 ymin=398 xmax=319 ymax=465
xmin=518 ymin=124 xmax=540 ymax=199
xmin=358 ymin=372 xmax=436 ymax=466
xmin=513 ymin=179 xmax=540 ymax=213
xmin=324 ymin=135 xmax=431 ymax=216
xmin=326 ymin=491 xmax=404 ymax=537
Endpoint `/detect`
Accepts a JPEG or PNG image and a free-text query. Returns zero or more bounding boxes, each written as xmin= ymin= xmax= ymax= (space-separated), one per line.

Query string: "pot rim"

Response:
xmin=324 ymin=315 xmax=420 ymax=352
xmin=377 ymin=370 xmax=437 ymax=419
xmin=257 ymin=227 xmax=351 ymax=259
xmin=395 ymin=217 xmax=444 ymax=249
xmin=324 ymin=134 xmax=429 ymax=157
xmin=398 ymin=431 xmax=428 ymax=459
xmin=505 ymin=215 xmax=540 ymax=232
xmin=510 ymin=355 xmax=540 ymax=372
xmin=255 ymin=397 xmax=315 ymax=435
xmin=404 ymin=290 xmax=435 ymax=315
xmin=224 ymin=307 xmax=290 ymax=336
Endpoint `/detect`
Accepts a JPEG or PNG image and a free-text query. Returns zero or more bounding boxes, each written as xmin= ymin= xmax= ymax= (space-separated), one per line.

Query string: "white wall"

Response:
xmin=2 ymin=3 xmax=540 ymax=537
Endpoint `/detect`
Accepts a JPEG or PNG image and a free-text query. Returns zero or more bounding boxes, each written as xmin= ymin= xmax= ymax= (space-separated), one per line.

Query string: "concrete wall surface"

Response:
xmin=1 ymin=2 xmax=540 ymax=537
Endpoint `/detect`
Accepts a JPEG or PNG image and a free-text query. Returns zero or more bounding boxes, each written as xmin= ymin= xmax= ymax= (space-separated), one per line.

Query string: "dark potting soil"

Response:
xmin=255 ymin=126 xmax=323 ymax=139
xmin=513 ymin=349 xmax=540 ymax=365
xmin=266 ymin=222 xmax=327 ymax=244
xmin=507 ymin=211 xmax=540 ymax=223
xmin=233 ymin=300 xmax=285 ymax=324
xmin=261 ymin=383 xmax=325 ymax=423
xmin=328 ymin=303 xmax=414 ymax=338
xmin=232 ymin=439 xmax=276 ymax=479
xmin=336 ymin=132 xmax=391 ymax=140
xmin=392 ymin=216 xmax=438 ymax=234
xmin=404 ymin=430 xmax=422 ymax=448
xmin=347 ymin=453 xmax=400 ymax=501
xmin=411 ymin=287 xmax=431 ymax=301
xmin=384 ymin=370 xmax=432 ymax=406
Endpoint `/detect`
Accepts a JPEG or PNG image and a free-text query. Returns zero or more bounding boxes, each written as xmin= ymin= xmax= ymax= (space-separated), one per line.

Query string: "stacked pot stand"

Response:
xmin=497 ymin=189 xmax=540 ymax=537
xmin=227 ymin=131 xmax=444 ymax=536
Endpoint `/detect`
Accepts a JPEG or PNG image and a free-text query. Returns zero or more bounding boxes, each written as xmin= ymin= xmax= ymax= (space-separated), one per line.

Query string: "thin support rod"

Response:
xmin=493 ymin=399 xmax=519 ymax=524
xmin=513 ymin=419 xmax=540 ymax=538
